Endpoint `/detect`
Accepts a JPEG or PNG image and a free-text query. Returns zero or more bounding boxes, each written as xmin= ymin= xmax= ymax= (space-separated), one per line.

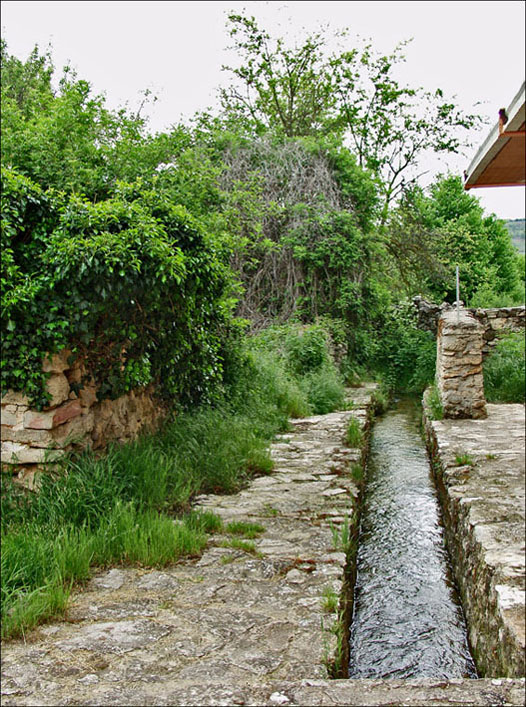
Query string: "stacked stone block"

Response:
xmin=1 ymin=349 xmax=164 ymax=484
xmin=413 ymin=297 xmax=525 ymax=358
xmin=472 ymin=306 xmax=526 ymax=357
xmin=436 ymin=309 xmax=487 ymax=419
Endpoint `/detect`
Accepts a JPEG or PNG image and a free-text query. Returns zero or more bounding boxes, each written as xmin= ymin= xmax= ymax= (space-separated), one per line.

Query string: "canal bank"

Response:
xmin=423 ymin=392 xmax=525 ymax=677
xmin=1 ymin=386 xmax=524 ymax=706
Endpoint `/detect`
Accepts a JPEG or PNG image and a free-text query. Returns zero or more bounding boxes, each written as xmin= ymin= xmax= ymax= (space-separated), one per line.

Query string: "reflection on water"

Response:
xmin=348 ymin=398 xmax=477 ymax=679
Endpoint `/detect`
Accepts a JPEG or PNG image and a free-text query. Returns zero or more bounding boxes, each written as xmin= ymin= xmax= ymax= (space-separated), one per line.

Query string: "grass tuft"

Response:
xmin=350 ymin=463 xmax=364 ymax=482
xmin=220 ymin=538 xmax=262 ymax=556
xmin=427 ymin=384 xmax=444 ymax=421
xmin=454 ymin=453 xmax=475 ymax=467
xmin=329 ymin=514 xmax=353 ymax=552
xmin=225 ymin=521 xmax=265 ymax=538
xmin=321 ymin=585 xmax=339 ymax=613
xmin=346 ymin=418 xmax=364 ymax=448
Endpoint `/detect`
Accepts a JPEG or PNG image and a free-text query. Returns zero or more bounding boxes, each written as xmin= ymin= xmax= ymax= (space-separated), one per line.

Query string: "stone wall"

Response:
xmin=413 ymin=297 xmax=525 ymax=357
xmin=436 ymin=309 xmax=487 ymax=419
xmin=473 ymin=306 xmax=526 ymax=357
xmin=423 ymin=392 xmax=525 ymax=677
xmin=1 ymin=350 xmax=165 ymax=484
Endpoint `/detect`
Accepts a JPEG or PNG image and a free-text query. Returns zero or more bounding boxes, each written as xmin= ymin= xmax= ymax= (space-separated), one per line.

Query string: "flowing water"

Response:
xmin=348 ymin=398 xmax=477 ymax=679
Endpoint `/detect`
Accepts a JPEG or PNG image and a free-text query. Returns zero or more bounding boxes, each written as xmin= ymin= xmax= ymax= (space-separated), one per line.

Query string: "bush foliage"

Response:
xmin=483 ymin=333 xmax=525 ymax=404
xmin=1 ymin=166 xmax=236 ymax=408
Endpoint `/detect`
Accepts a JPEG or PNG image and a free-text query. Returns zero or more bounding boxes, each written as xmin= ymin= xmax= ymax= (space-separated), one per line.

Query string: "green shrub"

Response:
xmin=371 ymin=300 xmax=436 ymax=392
xmin=245 ymin=322 xmax=346 ymax=416
xmin=484 ymin=333 xmax=525 ymax=403
xmin=285 ymin=325 xmax=330 ymax=376
xmin=300 ymin=365 xmax=346 ymax=415
xmin=470 ymin=283 xmax=524 ymax=308
xmin=225 ymin=348 xmax=310 ymax=428
xmin=1 ymin=167 xmax=236 ymax=409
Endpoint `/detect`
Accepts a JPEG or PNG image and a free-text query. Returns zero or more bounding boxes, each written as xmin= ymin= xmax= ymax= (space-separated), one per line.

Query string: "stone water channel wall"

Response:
xmin=2 ymin=385 xmax=525 ymax=706
xmin=423 ymin=391 xmax=525 ymax=678
xmin=1 ymin=350 xmax=164 ymax=485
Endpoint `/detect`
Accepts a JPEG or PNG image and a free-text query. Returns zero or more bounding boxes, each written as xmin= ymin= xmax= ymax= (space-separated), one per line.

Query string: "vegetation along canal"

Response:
xmin=348 ymin=397 xmax=477 ymax=679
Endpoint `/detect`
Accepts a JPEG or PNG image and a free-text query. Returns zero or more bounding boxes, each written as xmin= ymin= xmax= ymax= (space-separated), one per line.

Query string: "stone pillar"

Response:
xmin=436 ymin=309 xmax=487 ymax=419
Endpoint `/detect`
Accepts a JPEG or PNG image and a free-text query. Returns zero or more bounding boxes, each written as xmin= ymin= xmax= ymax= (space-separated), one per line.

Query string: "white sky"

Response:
xmin=1 ymin=0 xmax=525 ymax=218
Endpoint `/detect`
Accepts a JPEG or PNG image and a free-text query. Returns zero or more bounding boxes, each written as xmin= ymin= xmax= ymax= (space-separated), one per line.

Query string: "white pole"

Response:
xmin=456 ymin=266 xmax=460 ymax=322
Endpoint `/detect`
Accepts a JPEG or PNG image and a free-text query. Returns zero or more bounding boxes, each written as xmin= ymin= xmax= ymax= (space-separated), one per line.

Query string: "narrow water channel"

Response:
xmin=348 ymin=397 xmax=477 ymax=679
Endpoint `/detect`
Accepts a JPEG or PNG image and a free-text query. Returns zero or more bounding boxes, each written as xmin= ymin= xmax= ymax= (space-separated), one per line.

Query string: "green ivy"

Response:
xmin=1 ymin=167 xmax=237 ymax=410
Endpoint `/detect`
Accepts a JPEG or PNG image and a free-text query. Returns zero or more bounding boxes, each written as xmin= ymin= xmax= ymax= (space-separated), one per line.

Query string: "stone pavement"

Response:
xmin=424 ymin=398 xmax=525 ymax=678
xmin=1 ymin=386 xmax=525 ymax=706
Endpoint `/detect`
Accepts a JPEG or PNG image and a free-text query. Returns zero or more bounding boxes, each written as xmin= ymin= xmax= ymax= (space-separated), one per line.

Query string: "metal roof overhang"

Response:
xmin=464 ymin=82 xmax=525 ymax=190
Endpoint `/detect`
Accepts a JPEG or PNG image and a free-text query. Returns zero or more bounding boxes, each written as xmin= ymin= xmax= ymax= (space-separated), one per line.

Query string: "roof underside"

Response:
xmin=464 ymin=82 xmax=525 ymax=189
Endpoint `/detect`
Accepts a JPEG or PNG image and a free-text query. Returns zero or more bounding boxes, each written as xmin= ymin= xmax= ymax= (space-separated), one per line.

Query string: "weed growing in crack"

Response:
xmin=427 ymin=384 xmax=444 ymax=420
xmin=346 ymin=418 xmax=364 ymax=448
xmin=321 ymin=612 xmax=345 ymax=678
xmin=220 ymin=555 xmax=236 ymax=565
xmin=261 ymin=504 xmax=279 ymax=517
xmin=219 ymin=538 xmax=262 ymax=557
xmin=225 ymin=521 xmax=265 ymax=538
xmin=321 ymin=585 xmax=339 ymax=613
xmin=454 ymin=452 xmax=475 ymax=467
xmin=329 ymin=514 xmax=352 ymax=552
xmin=350 ymin=464 xmax=364 ymax=482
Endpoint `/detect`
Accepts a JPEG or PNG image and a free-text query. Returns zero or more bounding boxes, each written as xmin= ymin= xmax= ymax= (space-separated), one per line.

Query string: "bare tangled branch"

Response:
xmin=219 ymin=137 xmax=354 ymax=326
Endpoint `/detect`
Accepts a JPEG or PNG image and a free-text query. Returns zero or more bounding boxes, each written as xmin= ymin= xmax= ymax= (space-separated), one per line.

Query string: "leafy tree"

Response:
xmin=0 ymin=38 xmax=54 ymax=115
xmin=1 ymin=43 xmax=190 ymax=201
xmin=221 ymin=12 xmax=482 ymax=214
xmin=394 ymin=175 xmax=524 ymax=304
xmin=221 ymin=14 xmax=336 ymax=138
xmin=215 ymin=133 xmax=380 ymax=326
xmin=329 ymin=44 xmax=482 ymax=216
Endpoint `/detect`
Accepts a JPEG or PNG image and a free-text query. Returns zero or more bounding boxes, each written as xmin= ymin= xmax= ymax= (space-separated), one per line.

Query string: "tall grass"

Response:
xmin=245 ymin=323 xmax=346 ymax=415
xmin=1 ymin=503 xmax=214 ymax=639
xmin=1 ymin=401 xmax=276 ymax=638
xmin=2 ymin=320 xmax=349 ymax=638
xmin=484 ymin=333 xmax=525 ymax=403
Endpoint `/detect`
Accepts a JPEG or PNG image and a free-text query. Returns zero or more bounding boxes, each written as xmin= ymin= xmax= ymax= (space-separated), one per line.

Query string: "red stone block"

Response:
xmin=52 ymin=400 xmax=82 ymax=427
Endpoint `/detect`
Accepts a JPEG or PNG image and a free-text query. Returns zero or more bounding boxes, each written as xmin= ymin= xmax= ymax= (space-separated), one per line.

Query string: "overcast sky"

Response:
xmin=2 ymin=0 xmax=525 ymax=218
